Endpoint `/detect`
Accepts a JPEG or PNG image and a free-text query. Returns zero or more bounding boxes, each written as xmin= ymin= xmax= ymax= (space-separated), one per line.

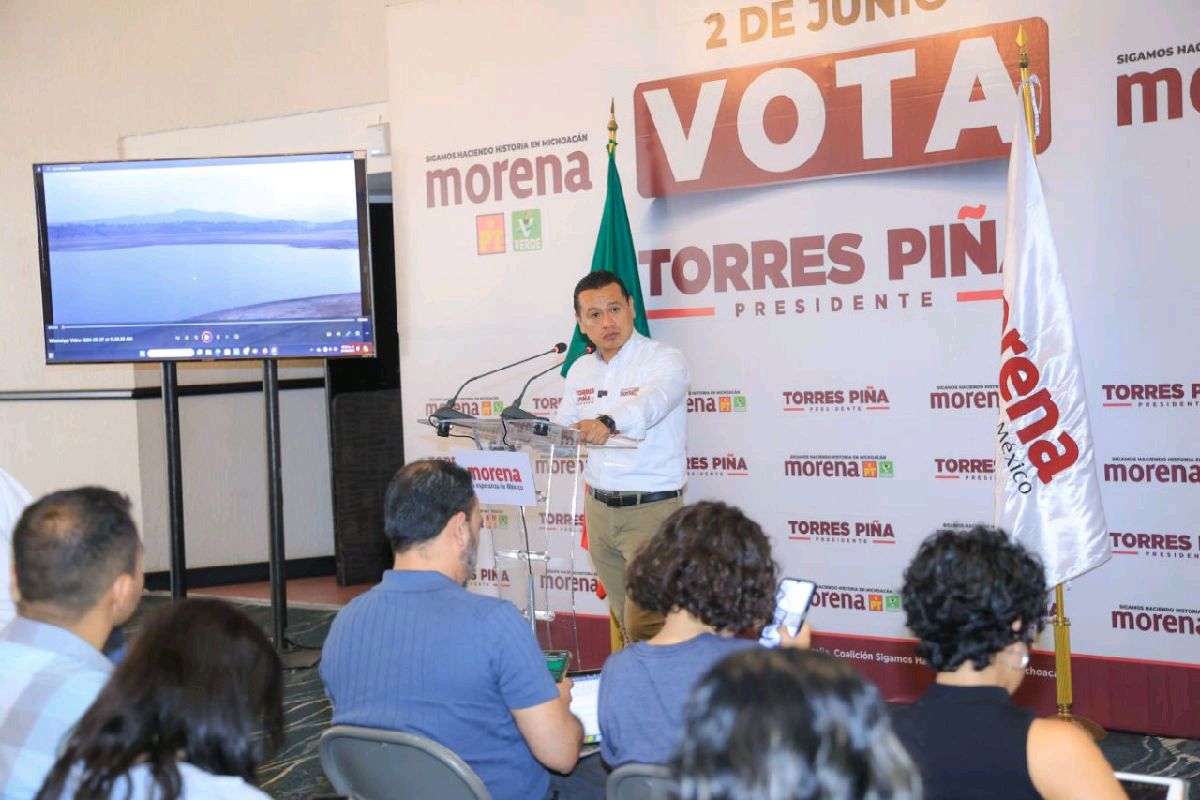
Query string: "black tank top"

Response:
xmin=891 ymin=683 xmax=1040 ymax=800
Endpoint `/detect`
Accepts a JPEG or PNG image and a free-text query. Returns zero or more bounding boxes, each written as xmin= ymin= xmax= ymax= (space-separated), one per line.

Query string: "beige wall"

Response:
xmin=0 ymin=0 xmax=393 ymax=569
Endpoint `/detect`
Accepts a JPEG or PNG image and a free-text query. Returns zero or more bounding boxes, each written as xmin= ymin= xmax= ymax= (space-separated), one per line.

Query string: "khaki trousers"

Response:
xmin=585 ymin=492 xmax=683 ymax=644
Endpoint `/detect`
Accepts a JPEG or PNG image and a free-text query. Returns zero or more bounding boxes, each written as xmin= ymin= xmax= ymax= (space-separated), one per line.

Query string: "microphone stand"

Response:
xmin=431 ymin=343 xmax=565 ymax=436
xmin=500 ymin=344 xmax=592 ymax=436
xmin=501 ymin=362 xmax=562 ymax=436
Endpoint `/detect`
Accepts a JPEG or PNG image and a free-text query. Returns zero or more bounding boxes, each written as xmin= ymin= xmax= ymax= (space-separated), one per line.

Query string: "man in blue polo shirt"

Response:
xmin=0 ymin=487 xmax=144 ymax=799
xmin=321 ymin=459 xmax=585 ymax=800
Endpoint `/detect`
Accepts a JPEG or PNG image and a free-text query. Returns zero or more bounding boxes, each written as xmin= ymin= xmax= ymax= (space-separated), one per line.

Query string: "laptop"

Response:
xmin=568 ymin=669 xmax=602 ymax=753
xmin=1115 ymin=772 xmax=1188 ymax=800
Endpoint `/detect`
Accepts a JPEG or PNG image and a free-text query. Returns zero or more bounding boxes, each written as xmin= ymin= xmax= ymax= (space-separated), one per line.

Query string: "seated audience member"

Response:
xmin=320 ymin=459 xmax=585 ymax=800
xmin=673 ymin=648 xmax=921 ymax=800
xmin=36 ymin=597 xmax=281 ymax=800
xmin=892 ymin=526 xmax=1124 ymax=800
xmin=598 ymin=501 xmax=809 ymax=766
xmin=0 ymin=471 xmax=131 ymax=666
xmin=0 ymin=488 xmax=143 ymax=800
xmin=0 ymin=467 xmax=32 ymax=627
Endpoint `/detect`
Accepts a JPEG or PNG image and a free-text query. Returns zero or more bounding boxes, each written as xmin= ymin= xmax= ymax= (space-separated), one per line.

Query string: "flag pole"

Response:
xmin=605 ymin=97 xmax=627 ymax=652
xmin=1017 ymin=25 xmax=1105 ymax=741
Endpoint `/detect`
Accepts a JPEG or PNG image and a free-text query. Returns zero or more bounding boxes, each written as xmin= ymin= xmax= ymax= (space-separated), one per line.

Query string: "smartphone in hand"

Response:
xmin=544 ymin=649 xmax=571 ymax=682
xmin=759 ymin=578 xmax=817 ymax=647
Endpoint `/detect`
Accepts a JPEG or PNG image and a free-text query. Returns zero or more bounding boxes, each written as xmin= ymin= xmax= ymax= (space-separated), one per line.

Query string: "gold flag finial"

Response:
xmin=1016 ymin=27 xmax=1036 ymax=151
xmin=608 ymin=98 xmax=618 ymax=154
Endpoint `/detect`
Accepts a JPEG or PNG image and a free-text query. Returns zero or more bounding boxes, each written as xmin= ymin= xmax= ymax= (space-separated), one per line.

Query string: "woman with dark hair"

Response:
xmin=36 ymin=598 xmax=283 ymax=800
xmin=673 ymin=648 xmax=920 ymax=800
xmin=892 ymin=526 xmax=1123 ymax=800
xmin=597 ymin=501 xmax=807 ymax=766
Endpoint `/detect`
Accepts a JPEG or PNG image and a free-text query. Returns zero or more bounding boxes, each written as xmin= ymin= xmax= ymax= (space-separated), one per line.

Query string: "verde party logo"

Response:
xmin=512 ymin=209 xmax=543 ymax=251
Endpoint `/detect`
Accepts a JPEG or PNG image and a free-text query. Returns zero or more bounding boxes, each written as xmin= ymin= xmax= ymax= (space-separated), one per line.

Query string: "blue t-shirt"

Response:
xmin=598 ymin=633 xmax=756 ymax=766
xmin=320 ymin=571 xmax=559 ymax=800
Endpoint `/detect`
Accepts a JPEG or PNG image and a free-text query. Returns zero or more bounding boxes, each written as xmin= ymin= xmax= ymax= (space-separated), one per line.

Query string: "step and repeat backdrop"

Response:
xmin=387 ymin=0 xmax=1199 ymax=736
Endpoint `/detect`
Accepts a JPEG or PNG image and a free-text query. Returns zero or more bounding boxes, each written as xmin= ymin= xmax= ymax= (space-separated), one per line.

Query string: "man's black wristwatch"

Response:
xmin=596 ymin=414 xmax=617 ymax=434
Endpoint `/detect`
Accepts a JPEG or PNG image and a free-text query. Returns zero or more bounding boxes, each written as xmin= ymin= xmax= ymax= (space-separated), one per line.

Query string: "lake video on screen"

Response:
xmin=47 ymin=215 xmax=362 ymax=325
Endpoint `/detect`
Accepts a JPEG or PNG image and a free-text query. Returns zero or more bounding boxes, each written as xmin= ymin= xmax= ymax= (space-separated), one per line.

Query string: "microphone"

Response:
xmin=432 ymin=343 xmax=566 ymax=436
xmin=501 ymin=344 xmax=594 ymax=430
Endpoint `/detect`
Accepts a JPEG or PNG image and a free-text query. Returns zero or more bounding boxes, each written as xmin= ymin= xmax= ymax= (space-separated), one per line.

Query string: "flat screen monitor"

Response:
xmin=33 ymin=151 xmax=375 ymax=364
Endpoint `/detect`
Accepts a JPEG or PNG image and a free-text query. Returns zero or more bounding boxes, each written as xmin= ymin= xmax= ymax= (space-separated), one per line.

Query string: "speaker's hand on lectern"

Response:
xmin=572 ymin=419 xmax=613 ymax=445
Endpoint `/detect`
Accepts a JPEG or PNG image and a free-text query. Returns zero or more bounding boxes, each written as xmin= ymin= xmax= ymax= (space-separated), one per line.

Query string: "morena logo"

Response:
xmin=426 ymin=151 xmax=591 ymax=208
xmin=809 ymin=587 xmax=897 ymax=612
xmin=784 ymin=456 xmax=893 ymax=479
xmin=1103 ymin=458 xmax=1200 ymax=485
xmin=930 ymin=385 xmax=1000 ymax=411
xmin=995 ymin=298 xmax=1078 ymax=486
xmin=424 ymin=397 xmax=505 ymax=417
xmin=534 ymin=457 xmax=585 ymax=476
xmin=1116 ymin=64 xmax=1200 ymax=127
xmin=465 ymin=465 xmax=525 ymax=484
xmin=1111 ymin=605 xmax=1200 ymax=636
xmin=539 ymin=571 xmax=600 ymax=594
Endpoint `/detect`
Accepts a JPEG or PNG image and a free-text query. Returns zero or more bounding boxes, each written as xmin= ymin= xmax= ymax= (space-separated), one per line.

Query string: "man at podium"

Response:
xmin=557 ymin=272 xmax=689 ymax=644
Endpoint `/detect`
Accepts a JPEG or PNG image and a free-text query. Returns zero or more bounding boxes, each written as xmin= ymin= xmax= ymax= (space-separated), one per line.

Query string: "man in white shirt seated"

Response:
xmin=557 ymin=272 xmax=689 ymax=643
xmin=0 ymin=467 xmax=32 ymax=628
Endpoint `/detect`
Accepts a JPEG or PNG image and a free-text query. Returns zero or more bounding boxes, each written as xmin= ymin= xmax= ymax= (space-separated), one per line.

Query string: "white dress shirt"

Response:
xmin=557 ymin=332 xmax=689 ymax=492
xmin=0 ymin=468 xmax=31 ymax=628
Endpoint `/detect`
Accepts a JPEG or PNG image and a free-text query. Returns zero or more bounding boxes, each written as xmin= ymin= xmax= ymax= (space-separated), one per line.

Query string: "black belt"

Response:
xmin=589 ymin=487 xmax=682 ymax=508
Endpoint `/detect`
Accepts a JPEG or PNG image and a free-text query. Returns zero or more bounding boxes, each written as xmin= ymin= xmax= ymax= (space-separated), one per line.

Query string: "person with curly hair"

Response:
xmin=892 ymin=526 xmax=1124 ymax=800
xmin=597 ymin=501 xmax=808 ymax=766
xmin=673 ymin=647 xmax=921 ymax=800
xmin=34 ymin=598 xmax=283 ymax=800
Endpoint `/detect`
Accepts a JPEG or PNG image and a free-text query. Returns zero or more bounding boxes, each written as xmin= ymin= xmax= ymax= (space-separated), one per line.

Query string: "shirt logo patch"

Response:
xmin=620 ymin=387 xmax=639 ymax=397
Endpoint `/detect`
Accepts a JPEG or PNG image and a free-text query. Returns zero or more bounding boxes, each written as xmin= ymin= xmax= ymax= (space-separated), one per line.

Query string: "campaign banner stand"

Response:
xmin=425 ymin=418 xmax=595 ymax=664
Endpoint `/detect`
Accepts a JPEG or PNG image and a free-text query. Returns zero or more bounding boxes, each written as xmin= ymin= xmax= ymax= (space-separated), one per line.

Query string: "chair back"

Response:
xmin=607 ymin=762 xmax=677 ymax=800
xmin=319 ymin=724 xmax=491 ymax=800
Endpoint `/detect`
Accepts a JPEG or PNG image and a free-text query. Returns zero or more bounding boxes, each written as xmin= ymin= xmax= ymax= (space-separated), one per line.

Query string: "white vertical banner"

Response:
xmin=994 ymin=100 xmax=1110 ymax=587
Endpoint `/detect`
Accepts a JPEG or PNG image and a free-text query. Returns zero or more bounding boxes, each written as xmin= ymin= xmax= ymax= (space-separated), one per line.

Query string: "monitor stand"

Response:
xmin=262 ymin=360 xmax=321 ymax=670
